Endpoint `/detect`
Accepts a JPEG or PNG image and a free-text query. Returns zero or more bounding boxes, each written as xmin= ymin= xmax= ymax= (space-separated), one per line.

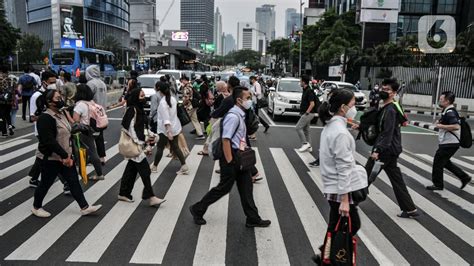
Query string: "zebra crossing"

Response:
xmin=1 ymin=136 xmax=473 ymax=265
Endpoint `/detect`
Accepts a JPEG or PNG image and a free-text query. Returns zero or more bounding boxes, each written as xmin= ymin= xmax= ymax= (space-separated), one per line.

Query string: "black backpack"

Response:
xmin=449 ymin=109 xmax=472 ymax=148
xmin=246 ymin=109 xmax=260 ymax=136
xmin=34 ymin=90 xmax=48 ymax=116
xmin=0 ymin=88 xmax=13 ymax=105
xmin=22 ymin=75 xmax=35 ymax=92
xmin=357 ymin=107 xmax=381 ymax=146
xmin=191 ymin=88 xmax=201 ymax=108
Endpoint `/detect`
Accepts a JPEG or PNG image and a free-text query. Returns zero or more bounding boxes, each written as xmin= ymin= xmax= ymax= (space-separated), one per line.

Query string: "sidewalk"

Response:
xmin=10 ymin=88 xmax=123 ymax=132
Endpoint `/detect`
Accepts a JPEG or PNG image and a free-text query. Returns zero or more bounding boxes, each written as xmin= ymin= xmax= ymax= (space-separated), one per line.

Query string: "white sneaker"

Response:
xmin=149 ymin=196 xmax=166 ymax=207
xmin=80 ymin=204 xmax=102 ymax=216
xmin=176 ymin=164 xmax=189 ymax=175
xmin=150 ymin=163 xmax=158 ymax=173
xmin=31 ymin=208 xmax=51 ymax=218
xmin=298 ymin=143 xmax=312 ymax=152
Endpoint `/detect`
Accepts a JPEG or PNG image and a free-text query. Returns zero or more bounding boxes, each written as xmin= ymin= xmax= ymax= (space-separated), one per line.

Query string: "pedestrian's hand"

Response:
xmin=351 ymin=123 xmax=359 ymax=130
xmin=371 ymin=152 xmax=379 ymax=161
xmin=339 ymin=200 xmax=350 ymax=217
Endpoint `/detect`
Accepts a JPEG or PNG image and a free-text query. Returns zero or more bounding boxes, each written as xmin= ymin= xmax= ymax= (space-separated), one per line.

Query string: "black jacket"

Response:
xmin=373 ymin=102 xmax=402 ymax=157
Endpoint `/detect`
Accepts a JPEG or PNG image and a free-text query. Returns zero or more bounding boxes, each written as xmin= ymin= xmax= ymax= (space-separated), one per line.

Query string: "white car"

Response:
xmin=320 ymin=81 xmax=368 ymax=110
xmin=137 ymin=74 xmax=165 ymax=114
xmin=267 ymin=78 xmax=303 ymax=120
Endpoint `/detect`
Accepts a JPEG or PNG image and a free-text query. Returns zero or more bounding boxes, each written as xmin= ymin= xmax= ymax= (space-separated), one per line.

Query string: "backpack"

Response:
xmin=0 ymin=88 xmax=13 ymax=105
xmin=85 ymin=101 xmax=109 ymax=131
xmin=22 ymin=75 xmax=35 ymax=93
xmin=357 ymin=107 xmax=381 ymax=146
xmin=191 ymin=88 xmax=201 ymax=108
xmin=246 ymin=109 xmax=260 ymax=136
xmin=449 ymin=109 xmax=472 ymax=148
xmin=211 ymin=112 xmax=240 ymax=161
xmin=205 ymin=90 xmax=215 ymax=107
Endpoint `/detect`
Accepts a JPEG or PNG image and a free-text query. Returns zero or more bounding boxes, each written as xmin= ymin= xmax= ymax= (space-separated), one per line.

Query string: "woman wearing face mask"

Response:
xmin=311 ymin=88 xmax=368 ymax=264
xmin=151 ymin=81 xmax=189 ymax=175
xmin=119 ymin=88 xmax=166 ymax=206
xmin=32 ymin=90 xmax=102 ymax=217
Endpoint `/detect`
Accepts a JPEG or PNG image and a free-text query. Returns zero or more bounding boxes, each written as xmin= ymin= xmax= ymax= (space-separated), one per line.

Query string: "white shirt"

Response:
xmin=157 ymin=96 xmax=182 ymax=136
xmin=30 ymin=90 xmax=42 ymax=136
xmin=74 ymin=101 xmax=90 ymax=125
xmin=29 ymin=72 xmax=41 ymax=88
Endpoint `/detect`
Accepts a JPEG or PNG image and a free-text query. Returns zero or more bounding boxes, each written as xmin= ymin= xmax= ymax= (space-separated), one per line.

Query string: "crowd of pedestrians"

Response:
xmin=1 ymin=64 xmax=471 ymax=265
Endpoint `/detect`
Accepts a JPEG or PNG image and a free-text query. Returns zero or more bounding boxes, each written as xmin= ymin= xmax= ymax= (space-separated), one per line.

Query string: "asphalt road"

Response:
xmin=0 ymin=106 xmax=473 ymax=265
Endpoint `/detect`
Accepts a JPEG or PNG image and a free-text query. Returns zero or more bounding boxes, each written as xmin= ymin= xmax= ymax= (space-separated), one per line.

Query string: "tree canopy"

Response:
xmin=0 ymin=1 xmax=21 ymax=64
xmin=18 ymin=33 xmax=44 ymax=65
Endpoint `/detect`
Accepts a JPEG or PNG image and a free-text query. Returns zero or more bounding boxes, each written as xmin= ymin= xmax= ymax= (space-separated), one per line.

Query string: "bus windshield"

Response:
xmin=51 ymin=49 xmax=75 ymax=65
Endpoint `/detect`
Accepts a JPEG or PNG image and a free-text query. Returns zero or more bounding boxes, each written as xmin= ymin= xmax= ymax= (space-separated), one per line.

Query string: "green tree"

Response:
xmin=267 ymin=38 xmax=291 ymax=72
xmin=455 ymin=29 xmax=474 ymax=65
xmin=96 ymin=35 xmax=122 ymax=64
xmin=0 ymin=1 xmax=21 ymax=63
xmin=316 ymin=19 xmax=353 ymax=64
xmin=18 ymin=33 xmax=44 ymax=64
xmin=229 ymin=49 xmax=262 ymax=66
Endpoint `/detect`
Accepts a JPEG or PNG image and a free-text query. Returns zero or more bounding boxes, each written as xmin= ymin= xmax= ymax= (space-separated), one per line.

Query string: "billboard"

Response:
xmin=360 ymin=9 xmax=399 ymax=23
xmin=361 ymin=0 xmax=400 ymax=9
xmin=329 ymin=65 xmax=342 ymax=77
xmin=60 ymin=4 xmax=85 ymax=48
xmin=200 ymin=43 xmax=215 ymax=52
xmin=172 ymin=31 xmax=189 ymax=42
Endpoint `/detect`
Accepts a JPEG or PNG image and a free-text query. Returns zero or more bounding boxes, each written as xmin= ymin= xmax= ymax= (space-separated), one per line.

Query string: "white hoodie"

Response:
xmin=320 ymin=116 xmax=368 ymax=195
xmin=86 ymin=65 xmax=107 ymax=108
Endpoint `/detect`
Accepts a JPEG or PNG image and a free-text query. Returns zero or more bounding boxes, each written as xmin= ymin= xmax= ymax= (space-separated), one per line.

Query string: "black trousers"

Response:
xmin=153 ymin=133 xmax=186 ymax=166
xmin=29 ymin=157 xmax=42 ymax=180
xmin=34 ymin=160 xmax=88 ymax=209
xmin=94 ymin=130 xmax=106 ymax=158
xmin=22 ymin=95 xmax=31 ymax=119
xmin=0 ymin=104 xmax=12 ymax=134
xmin=254 ymin=106 xmax=269 ymax=128
xmin=80 ymin=133 xmax=103 ymax=176
xmin=432 ymin=146 xmax=470 ymax=188
xmin=193 ymin=158 xmax=261 ymax=223
xmin=366 ymin=156 xmax=416 ymax=212
xmin=119 ymin=158 xmax=155 ymax=200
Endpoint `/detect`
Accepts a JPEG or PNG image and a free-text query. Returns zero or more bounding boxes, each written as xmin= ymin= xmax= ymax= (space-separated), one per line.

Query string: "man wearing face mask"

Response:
xmin=427 ymin=91 xmax=471 ymax=190
xmin=190 ymin=86 xmax=271 ymax=228
xmin=369 ymin=83 xmax=380 ymax=109
xmin=365 ymin=78 xmax=418 ymax=218
xmin=297 ymin=75 xmax=317 ymax=153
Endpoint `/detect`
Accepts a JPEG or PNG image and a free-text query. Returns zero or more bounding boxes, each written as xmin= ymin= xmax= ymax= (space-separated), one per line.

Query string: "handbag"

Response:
xmin=177 ymin=103 xmax=191 ymax=126
xmin=237 ymin=148 xmax=256 ymax=171
xmin=118 ymin=109 xmax=143 ymax=158
xmin=322 ymin=216 xmax=357 ymax=266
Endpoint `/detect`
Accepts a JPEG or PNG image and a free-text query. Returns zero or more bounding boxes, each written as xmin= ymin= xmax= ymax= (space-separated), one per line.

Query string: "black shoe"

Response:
xmin=189 ymin=205 xmax=206 ymax=225
xmin=397 ymin=210 xmax=420 ymax=219
xmin=461 ymin=177 xmax=472 ymax=190
xmin=63 ymin=185 xmax=71 ymax=195
xmin=309 ymin=159 xmax=320 ymax=167
xmin=311 ymin=254 xmax=322 ymax=265
xmin=246 ymin=219 xmax=271 ymax=228
xmin=22 ymin=117 xmax=26 ymax=121
xmin=29 ymin=179 xmax=40 ymax=188
xmin=8 ymin=127 xmax=14 ymax=136
xmin=426 ymin=185 xmax=443 ymax=191
xmin=11 ymin=125 xmax=15 ymax=129
xmin=264 ymin=125 xmax=270 ymax=133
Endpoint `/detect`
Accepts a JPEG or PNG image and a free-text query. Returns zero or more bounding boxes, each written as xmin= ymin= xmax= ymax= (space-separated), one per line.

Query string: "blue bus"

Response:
xmin=49 ymin=48 xmax=117 ymax=81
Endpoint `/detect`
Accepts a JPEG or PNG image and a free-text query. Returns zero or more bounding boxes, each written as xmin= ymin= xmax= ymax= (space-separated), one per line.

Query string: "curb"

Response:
xmin=404 ymin=109 xmax=473 ymax=119
xmin=409 ymin=121 xmax=439 ymax=132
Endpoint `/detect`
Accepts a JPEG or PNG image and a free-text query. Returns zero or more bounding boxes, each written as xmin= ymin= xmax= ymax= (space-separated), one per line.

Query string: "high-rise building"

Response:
xmin=130 ymin=0 xmax=159 ymax=52
xmin=3 ymin=0 xmax=17 ymax=27
xmin=237 ymin=22 xmax=258 ymax=51
xmin=214 ymin=7 xmax=223 ymax=55
xmin=223 ymin=33 xmax=236 ymax=55
xmin=255 ymin=4 xmax=276 ymax=41
xmin=180 ymin=0 xmax=214 ymax=49
xmin=304 ymin=0 xmax=325 ymax=25
xmin=285 ymin=8 xmax=301 ymax=37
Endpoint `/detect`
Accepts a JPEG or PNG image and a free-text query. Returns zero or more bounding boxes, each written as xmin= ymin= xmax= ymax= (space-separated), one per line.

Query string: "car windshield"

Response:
xmin=157 ymin=71 xmax=180 ymax=80
xmin=138 ymin=76 xmax=162 ymax=88
xmin=278 ymin=80 xmax=302 ymax=92
xmin=338 ymin=84 xmax=359 ymax=91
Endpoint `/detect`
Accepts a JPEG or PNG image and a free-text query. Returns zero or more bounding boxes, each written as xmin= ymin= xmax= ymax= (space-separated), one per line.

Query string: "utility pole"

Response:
xmin=299 ymin=0 xmax=303 ymax=77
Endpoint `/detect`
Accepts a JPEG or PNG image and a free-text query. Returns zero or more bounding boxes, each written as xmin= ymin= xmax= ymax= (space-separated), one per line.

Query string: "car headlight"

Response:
xmin=276 ymin=94 xmax=289 ymax=103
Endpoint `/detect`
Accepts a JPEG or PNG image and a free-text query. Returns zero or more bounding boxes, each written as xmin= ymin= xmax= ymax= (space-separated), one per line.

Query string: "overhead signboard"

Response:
xmin=172 ymin=31 xmax=189 ymax=42
xmin=361 ymin=0 xmax=400 ymax=9
xmin=60 ymin=4 xmax=85 ymax=48
xmin=200 ymin=43 xmax=215 ymax=52
xmin=360 ymin=9 xmax=399 ymax=23
xmin=329 ymin=65 xmax=342 ymax=77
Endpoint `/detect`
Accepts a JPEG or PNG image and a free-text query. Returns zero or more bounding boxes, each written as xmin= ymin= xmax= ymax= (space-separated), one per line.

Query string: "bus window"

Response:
xmin=79 ymin=51 xmax=97 ymax=65
xmin=51 ymin=49 xmax=75 ymax=65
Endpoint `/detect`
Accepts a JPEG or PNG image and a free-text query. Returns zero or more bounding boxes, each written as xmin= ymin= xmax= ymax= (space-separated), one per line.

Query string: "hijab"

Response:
xmin=122 ymin=88 xmax=147 ymax=141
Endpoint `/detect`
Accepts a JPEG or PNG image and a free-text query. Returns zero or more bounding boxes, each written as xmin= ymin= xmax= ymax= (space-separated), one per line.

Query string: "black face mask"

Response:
xmin=379 ymin=91 xmax=389 ymax=100
xmin=53 ymin=99 xmax=65 ymax=109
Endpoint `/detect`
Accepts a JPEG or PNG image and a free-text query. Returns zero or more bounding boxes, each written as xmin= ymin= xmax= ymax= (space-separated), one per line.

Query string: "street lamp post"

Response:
xmin=299 ymin=0 xmax=304 ymax=77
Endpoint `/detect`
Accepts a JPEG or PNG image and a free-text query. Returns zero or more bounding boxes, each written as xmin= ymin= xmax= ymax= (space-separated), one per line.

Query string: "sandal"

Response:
xmin=198 ymin=151 xmax=209 ymax=156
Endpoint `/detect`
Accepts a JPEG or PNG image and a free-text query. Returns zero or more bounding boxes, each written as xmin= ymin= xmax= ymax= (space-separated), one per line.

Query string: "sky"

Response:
xmin=156 ymin=0 xmax=305 ymax=40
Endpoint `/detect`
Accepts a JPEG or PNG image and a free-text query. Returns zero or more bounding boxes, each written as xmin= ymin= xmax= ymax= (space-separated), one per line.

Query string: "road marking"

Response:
xmin=355 ymin=152 xmax=474 ymax=246
xmin=130 ymin=146 xmax=203 ymax=264
xmin=253 ymin=149 xmax=290 ymax=265
xmin=416 ymin=153 xmax=474 ymax=176
xmin=0 ymin=133 xmax=35 ymax=146
xmin=462 ymin=156 xmax=474 ymax=162
xmin=260 ymin=110 xmax=276 ymax=126
xmin=0 ymin=157 xmax=36 ymax=180
xmin=0 ymin=145 xmax=119 ymax=236
xmin=0 ymin=143 xmax=37 ymax=164
xmin=0 ymin=139 xmax=30 ymax=151
xmin=66 ymin=155 xmax=172 ymax=263
xmin=193 ymin=161 xmax=228 ymax=265
xmin=0 ymin=178 xmax=30 ymax=202
xmin=5 ymin=157 xmax=127 ymax=260
xmin=269 ymin=148 xmax=326 ymax=255
xmin=401 ymin=153 xmax=474 ymax=195
xmin=297 ymin=151 xmax=408 ymax=265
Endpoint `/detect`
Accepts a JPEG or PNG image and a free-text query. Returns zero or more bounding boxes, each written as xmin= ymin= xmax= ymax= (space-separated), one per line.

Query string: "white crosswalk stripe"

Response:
xmin=0 ymin=140 xmax=472 ymax=265
xmin=462 ymin=156 xmax=474 ymax=162
xmin=0 ymin=143 xmax=37 ymax=163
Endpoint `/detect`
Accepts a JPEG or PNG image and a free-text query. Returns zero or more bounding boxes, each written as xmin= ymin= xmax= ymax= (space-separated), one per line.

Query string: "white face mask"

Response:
xmin=345 ymin=106 xmax=357 ymax=120
xmin=242 ymin=99 xmax=253 ymax=110
xmin=47 ymin=84 xmax=57 ymax=91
